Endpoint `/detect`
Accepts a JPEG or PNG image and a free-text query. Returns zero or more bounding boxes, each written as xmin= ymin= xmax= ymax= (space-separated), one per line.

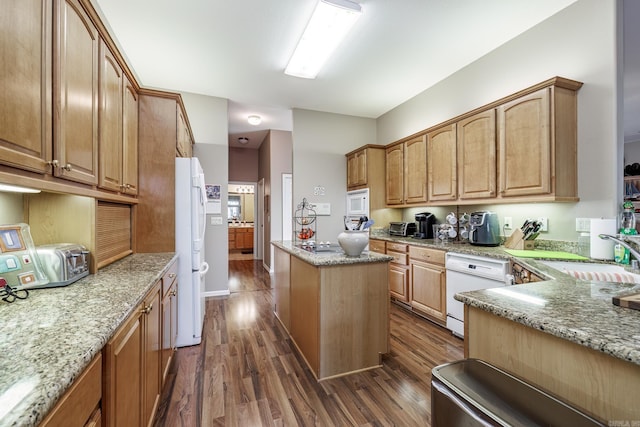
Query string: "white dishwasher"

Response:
xmin=445 ymin=253 xmax=511 ymax=338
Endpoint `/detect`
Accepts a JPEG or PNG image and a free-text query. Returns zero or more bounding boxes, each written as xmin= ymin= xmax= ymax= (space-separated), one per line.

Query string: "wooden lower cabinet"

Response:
xmin=103 ymin=281 xmax=162 ymax=427
xmin=39 ymin=353 xmax=102 ymax=427
xmin=161 ymin=262 xmax=178 ymax=385
xmin=409 ymin=246 xmax=446 ymax=325
xmin=229 ymin=226 xmax=254 ymax=251
xmin=274 ymin=247 xmax=291 ymax=330
xmin=385 ymin=242 xmax=410 ymax=303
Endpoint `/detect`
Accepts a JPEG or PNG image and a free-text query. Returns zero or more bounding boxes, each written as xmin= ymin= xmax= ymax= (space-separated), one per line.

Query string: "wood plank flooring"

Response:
xmin=154 ymin=259 xmax=464 ymax=426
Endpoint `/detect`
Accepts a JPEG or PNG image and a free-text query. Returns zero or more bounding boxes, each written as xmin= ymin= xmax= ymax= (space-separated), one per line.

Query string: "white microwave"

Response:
xmin=346 ymin=189 xmax=369 ymax=217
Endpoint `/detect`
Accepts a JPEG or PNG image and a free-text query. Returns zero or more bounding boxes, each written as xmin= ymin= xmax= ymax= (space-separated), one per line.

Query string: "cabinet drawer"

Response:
xmin=387 ymin=250 xmax=408 ymax=266
xmin=369 ymin=239 xmax=386 ymax=254
xmin=162 ymin=260 xmax=178 ymax=296
xmin=409 ymin=246 xmax=445 ymax=265
xmin=40 ymin=353 xmax=102 ymax=427
xmin=386 ymin=242 xmax=408 ymax=253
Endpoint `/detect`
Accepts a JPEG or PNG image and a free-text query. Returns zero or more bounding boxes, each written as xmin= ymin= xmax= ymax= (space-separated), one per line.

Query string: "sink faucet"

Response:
xmin=598 ymin=234 xmax=640 ymax=265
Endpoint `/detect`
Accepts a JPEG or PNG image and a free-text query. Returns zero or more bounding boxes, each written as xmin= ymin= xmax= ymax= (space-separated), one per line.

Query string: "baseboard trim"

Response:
xmin=204 ymin=290 xmax=230 ymax=298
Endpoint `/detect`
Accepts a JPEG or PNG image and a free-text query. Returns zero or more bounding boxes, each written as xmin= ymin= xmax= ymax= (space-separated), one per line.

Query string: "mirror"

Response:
xmin=228 ymin=185 xmax=255 ymax=223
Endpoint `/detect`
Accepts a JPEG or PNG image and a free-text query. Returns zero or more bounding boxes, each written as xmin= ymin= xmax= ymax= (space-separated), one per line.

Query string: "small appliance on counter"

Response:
xmin=389 ymin=222 xmax=417 ymax=237
xmin=0 ymin=223 xmax=51 ymax=291
xmin=414 ymin=212 xmax=436 ymax=239
xmin=468 ymin=211 xmax=501 ymax=246
xmin=36 ymin=243 xmax=90 ymax=288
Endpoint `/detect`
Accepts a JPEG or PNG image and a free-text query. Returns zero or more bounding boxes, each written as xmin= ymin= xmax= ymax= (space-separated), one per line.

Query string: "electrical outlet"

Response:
xmin=504 ymin=216 xmax=513 ymax=229
xmin=575 ymin=218 xmax=591 ymax=232
xmin=538 ymin=217 xmax=548 ymax=232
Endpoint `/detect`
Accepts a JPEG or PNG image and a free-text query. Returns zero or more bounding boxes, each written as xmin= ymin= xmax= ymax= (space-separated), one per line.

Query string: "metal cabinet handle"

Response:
xmin=61 ymin=163 xmax=72 ymax=171
xmin=141 ymin=303 xmax=153 ymax=314
xmin=169 ymin=273 xmax=176 ymax=279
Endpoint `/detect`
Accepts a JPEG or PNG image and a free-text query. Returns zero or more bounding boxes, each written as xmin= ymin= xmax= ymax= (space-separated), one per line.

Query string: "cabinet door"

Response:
xmin=0 ymin=0 xmax=52 ymax=173
xmin=176 ymin=107 xmax=192 ymax=157
xmin=385 ymin=144 xmax=404 ymax=205
xmin=427 ymin=124 xmax=457 ymax=201
xmin=98 ymin=40 xmax=123 ymax=192
xmin=458 ymin=109 xmax=497 ymax=199
xmin=55 ymin=0 xmax=99 ymax=185
xmin=122 ymin=76 xmax=139 ymax=195
xmin=143 ymin=284 xmax=162 ymax=427
xmin=347 ymin=152 xmax=358 ymax=188
xmin=498 ymin=88 xmax=551 ymax=197
xmin=410 ymin=260 xmax=446 ymax=324
xmin=290 ymin=257 xmax=319 ymax=374
xmin=103 ymin=308 xmax=143 ymax=427
xmin=404 ymin=136 xmax=427 ymax=204
xmin=274 ymin=248 xmax=291 ymax=330
xmin=161 ymin=282 xmax=174 ymax=385
xmin=389 ymin=264 xmax=410 ymax=302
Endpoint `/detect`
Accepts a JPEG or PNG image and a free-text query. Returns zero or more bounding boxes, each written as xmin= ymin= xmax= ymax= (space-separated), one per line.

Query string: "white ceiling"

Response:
xmin=93 ymin=0 xmax=637 ymax=149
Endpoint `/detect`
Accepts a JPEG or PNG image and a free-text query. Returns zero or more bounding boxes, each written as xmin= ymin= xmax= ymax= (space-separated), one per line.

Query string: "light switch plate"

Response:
xmin=313 ymin=202 xmax=331 ymax=215
xmin=538 ymin=217 xmax=548 ymax=232
xmin=210 ymin=216 xmax=223 ymax=225
xmin=575 ymin=218 xmax=591 ymax=232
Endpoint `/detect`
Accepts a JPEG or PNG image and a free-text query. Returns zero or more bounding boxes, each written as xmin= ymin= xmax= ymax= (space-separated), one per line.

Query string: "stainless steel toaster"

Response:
xmin=35 ymin=243 xmax=90 ymax=288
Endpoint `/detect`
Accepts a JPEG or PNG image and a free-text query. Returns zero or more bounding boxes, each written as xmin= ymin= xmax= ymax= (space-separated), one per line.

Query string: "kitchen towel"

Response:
xmin=502 ymin=249 xmax=588 ymax=260
xmin=589 ymin=218 xmax=617 ymax=260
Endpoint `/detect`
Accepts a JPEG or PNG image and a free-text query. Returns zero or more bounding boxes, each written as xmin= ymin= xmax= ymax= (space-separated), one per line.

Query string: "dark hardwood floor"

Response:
xmin=154 ymin=259 xmax=464 ymax=426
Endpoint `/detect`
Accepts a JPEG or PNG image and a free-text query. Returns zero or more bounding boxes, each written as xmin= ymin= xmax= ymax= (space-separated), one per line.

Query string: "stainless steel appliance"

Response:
xmin=431 ymin=359 xmax=606 ymax=426
xmin=36 ymin=243 xmax=90 ymax=287
xmin=413 ymin=212 xmax=435 ymax=239
xmin=175 ymin=157 xmax=210 ymax=347
xmin=389 ymin=222 xmax=416 ymax=237
xmin=468 ymin=211 xmax=501 ymax=246
xmin=445 ymin=253 xmax=510 ymax=338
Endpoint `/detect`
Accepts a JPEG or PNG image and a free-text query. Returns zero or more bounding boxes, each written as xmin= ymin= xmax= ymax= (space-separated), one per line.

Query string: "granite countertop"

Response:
xmin=456 ymin=259 xmax=640 ymax=366
xmin=0 ymin=252 xmax=177 ymax=427
xmin=272 ymin=241 xmax=393 ymax=266
xmin=370 ymin=231 xmax=640 ymax=367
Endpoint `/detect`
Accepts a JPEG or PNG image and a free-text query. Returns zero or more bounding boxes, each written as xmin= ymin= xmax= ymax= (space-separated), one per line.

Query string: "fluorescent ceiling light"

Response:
xmin=285 ymin=0 xmax=362 ymax=79
xmin=0 ymin=184 xmax=41 ymax=194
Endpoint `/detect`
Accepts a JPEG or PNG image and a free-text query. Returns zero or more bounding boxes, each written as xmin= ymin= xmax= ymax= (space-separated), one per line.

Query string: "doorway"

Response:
xmin=228 ymin=182 xmax=257 ymax=261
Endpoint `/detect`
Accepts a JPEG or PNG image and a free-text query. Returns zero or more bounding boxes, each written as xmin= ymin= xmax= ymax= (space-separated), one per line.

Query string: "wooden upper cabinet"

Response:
xmin=386 ymin=136 xmax=427 ymax=205
xmin=457 ymin=109 xmax=497 ymax=200
xmin=122 ymin=76 xmax=139 ymax=195
xmin=347 ymin=149 xmax=367 ymax=189
xmin=54 ymin=0 xmax=99 ymax=185
xmin=346 ymin=145 xmax=386 ymax=191
xmin=427 ymin=124 xmax=457 ymax=201
xmin=0 ymin=0 xmax=52 ymax=173
xmin=498 ymin=88 xmax=551 ymax=197
xmin=98 ymin=40 xmax=123 ymax=192
xmin=498 ymin=80 xmax=581 ymax=200
xmin=404 ymin=135 xmax=427 ymax=204
xmin=385 ymin=143 xmax=404 ymax=205
xmin=176 ymin=107 xmax=193 ymax=157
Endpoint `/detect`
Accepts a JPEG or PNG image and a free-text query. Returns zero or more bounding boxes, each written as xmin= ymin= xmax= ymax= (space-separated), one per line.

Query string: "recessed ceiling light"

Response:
xmin=238 ymin=137 xmax=250 ymax=144
xmin=247 ymin=115 xmax=262 ymax=125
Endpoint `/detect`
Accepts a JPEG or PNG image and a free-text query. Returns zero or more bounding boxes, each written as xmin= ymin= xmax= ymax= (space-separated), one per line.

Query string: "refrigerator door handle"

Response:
xmin=199 ymin=262 xmax=209 ymax=277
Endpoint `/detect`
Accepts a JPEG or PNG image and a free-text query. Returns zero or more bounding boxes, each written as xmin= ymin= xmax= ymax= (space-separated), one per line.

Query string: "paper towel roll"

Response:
xmin=590 ymin=218 xmax=617 ymax=260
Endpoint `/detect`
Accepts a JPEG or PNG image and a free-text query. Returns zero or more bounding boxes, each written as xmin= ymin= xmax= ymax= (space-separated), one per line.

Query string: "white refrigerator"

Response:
xmin=175 ymin=157 xmax=209 ymax=347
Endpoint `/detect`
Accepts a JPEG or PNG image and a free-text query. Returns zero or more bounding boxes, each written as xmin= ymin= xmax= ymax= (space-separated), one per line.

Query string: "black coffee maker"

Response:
xmin=413 ymin=212 xmax=436 ymax=239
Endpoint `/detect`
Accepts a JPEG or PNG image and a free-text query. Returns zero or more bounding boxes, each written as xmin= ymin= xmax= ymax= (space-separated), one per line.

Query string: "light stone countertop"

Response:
xmin=0 ymin=252 xmax=177 ymax=427
xmin=272 ymin=240 xmax=393 ymax=266
xmin=369 ymin=232 xmax=640 ymax=367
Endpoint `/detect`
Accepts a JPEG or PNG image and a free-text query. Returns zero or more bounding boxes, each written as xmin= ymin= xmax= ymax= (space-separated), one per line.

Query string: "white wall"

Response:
xmin=625 ymin=141 xmax=640 ymax=165
xmin=292 ymin=109 xmax=376 ymax=243
xmin=378 ymin=0 xmax=620 ymax=241
xmin=182 ymin=92 xmax=230 ymax=295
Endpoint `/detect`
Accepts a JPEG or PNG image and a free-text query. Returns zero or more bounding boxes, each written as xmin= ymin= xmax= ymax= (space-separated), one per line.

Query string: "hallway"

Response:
xmin=154 ymin=259 xmax=464 ymax=426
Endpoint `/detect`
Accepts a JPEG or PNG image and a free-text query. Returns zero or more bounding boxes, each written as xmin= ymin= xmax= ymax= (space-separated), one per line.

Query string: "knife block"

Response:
xmin=503 ymin=229 xmax=535 ymax=250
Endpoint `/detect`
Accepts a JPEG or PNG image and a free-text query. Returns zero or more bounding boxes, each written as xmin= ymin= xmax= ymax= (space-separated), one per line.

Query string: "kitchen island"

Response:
xmin=457 ymin=258 xmax=640 ymax=423
xmin=0 ymin=253 xmax=177 ymax=427
xmin=272 ymin=241 xmax=393 ymax=380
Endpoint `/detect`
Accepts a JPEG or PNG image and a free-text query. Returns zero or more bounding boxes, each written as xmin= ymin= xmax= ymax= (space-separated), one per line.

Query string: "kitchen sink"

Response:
xmin=539 ymin=260 xmax=640 ymax=284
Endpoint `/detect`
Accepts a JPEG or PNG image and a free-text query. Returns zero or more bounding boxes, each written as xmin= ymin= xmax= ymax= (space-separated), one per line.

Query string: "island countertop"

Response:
xmin=271 ymin=240 xmax=393 ymax=266
xmin=0 ymin=252 xmax=177 ymax=427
